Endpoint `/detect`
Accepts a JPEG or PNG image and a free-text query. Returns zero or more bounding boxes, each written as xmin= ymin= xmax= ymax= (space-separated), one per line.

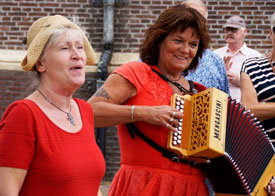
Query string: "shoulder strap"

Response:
xmin=151 ymin=68 xmax=193 ymax=94
xmin=126 ymin=123 xmax=197 ymax=166
xmin=188 ymin=80 xmax=198 ymax=94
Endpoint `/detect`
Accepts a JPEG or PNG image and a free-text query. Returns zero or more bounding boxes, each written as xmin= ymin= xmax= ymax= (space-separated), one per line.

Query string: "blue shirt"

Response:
xmin=186 ymin=49 xmax=230 ymax=95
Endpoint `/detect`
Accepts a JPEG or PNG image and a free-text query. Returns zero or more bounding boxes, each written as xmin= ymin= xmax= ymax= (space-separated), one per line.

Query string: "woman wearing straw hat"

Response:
xmin=0 ymin=15 xmax=105 ymax=196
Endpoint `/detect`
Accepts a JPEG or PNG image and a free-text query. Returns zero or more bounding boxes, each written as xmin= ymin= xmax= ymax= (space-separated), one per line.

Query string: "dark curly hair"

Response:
xmin=139 ymin=4 xmax=210 ymax=74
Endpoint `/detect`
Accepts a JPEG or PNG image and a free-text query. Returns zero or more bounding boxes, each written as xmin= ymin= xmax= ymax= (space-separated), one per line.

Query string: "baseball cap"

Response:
xmin=223 ymin=15 xmax=246 ymax=29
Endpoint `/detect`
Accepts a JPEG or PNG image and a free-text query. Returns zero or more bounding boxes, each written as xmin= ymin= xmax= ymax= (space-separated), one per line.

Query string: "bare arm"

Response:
xmin=241 ymin=72 xmax=275 ymax=121
xmin=0 ymin=167 xmax=27 ymax=196
xmin=88 ymin=74 xmax=182 ymax=131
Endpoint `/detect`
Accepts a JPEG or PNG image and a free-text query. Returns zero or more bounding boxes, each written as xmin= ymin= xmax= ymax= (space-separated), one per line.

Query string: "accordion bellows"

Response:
xmin=168 ymin=88 xmax=275 ymax=196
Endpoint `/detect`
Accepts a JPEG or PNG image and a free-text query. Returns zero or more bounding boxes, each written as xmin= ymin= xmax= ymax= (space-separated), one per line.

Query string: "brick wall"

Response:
xmin=1 ymin=0 xmax=275 ymax=53
xmin=1 ymin=0 xmax=275 ymax=182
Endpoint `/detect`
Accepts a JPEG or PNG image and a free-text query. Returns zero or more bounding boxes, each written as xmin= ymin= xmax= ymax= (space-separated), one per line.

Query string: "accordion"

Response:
xmin=167 ymin=88 xmax=275 ymax=196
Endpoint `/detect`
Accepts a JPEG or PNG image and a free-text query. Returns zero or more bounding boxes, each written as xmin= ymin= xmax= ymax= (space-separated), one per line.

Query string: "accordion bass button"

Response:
xmin=178 ymin=126 xmax=182 ymax=131
xmin=178 ymin=131 xmax=182 ymax=134
xmin=177 ymin=135 xmax=181 ymax=139
xmin=180 ymin=109 xmax=183 ymax=113
xmin=173 ymin=141 xmax=177 ymax=145
xmin=177 ymin=140 xmax=181 ymax=144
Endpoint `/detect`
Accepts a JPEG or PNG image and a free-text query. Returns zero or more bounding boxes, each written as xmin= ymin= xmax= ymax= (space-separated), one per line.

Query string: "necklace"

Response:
xmin=37 ymin=88 xmax=76 ymax=126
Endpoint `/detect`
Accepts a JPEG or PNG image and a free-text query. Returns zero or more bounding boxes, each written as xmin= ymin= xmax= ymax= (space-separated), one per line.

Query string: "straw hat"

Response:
xmin=21 ymin=15 xmax=96 ymax=71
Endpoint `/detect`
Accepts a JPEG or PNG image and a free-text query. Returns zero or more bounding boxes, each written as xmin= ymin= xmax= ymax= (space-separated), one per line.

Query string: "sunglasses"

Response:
xmin=224 ymin=27 xmax=239 ymax=33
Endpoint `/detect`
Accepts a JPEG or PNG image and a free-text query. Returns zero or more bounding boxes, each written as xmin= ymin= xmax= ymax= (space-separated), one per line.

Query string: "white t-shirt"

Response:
xmin=214 ymin=43 xmax=261 ymax=102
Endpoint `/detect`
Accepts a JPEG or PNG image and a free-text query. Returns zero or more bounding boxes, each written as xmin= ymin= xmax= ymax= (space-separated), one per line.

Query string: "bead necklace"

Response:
xmin=37 ymin=88 xmax=76 ymax=126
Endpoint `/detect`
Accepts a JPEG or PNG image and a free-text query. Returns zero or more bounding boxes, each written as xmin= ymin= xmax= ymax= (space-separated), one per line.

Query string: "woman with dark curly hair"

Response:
xmin=89 ymin=4 xmax=210 ymax=196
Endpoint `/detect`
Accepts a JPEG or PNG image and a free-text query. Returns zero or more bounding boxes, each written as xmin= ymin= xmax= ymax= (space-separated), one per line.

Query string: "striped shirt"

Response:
xmin=241 ymin=54 xmax=275 ymax=145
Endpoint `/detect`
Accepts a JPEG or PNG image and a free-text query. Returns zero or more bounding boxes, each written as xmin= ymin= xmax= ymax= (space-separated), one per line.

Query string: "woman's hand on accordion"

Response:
xmin=139 ymin=105 xmax=183 ymax=132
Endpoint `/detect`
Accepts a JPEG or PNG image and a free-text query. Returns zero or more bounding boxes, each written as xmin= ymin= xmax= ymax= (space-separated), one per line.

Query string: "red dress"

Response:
xmin=0 ymin=99 xmax=105 ymax=196
xmin=108 ymin=61 xmax=209 ymax=196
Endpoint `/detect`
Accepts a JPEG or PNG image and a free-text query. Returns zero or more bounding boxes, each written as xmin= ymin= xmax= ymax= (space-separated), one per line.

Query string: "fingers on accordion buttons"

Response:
xmin=169 ymin=117 xmax=173 ymax=123
xmin=268 ymin=185 xmax=271 ymax=193
xmin=172 ymin=111 xmax=176 ymax=118
xmin=166 ymin=123 xmax=170 ymax=128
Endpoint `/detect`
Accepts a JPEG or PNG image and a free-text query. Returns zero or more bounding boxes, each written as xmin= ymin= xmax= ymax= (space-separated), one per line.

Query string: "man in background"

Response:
xmin=184 ymin=0 xmax=230 ymax=95
xmin=214 ymin=15 xmax=261 ymax=102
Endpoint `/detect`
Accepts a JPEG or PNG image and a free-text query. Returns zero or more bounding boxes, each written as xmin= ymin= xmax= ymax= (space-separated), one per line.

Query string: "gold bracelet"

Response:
xmin=131 ymin=105 xmax=135 ymax=122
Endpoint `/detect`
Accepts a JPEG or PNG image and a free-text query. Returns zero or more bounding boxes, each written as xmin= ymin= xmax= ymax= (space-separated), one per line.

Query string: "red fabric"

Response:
xmin=109 ymin=61 xmax=209 ymax=196
xmin=0 ymin=99 xmax=105 ymax=196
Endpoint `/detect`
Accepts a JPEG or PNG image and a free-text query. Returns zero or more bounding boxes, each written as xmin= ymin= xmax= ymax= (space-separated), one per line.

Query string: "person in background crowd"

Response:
xmin=241 ymin=12 xmax=275 ymax=147
xmin=241 ymin=12 xmax=275 ymax=196
xmin=0 ymin=15 xmax=105 ymax=196
xmin=89 ymin=4 xmax=211 ymax=196
xmin=184 ymin=0 xmax=230 ymax=95
xmin=214 ymin=15 xmax=261 ymax=102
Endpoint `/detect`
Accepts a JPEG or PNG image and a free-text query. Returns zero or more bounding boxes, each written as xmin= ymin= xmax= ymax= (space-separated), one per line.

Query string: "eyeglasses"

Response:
xmin=224 ymin=27 xmax=239 ymax=33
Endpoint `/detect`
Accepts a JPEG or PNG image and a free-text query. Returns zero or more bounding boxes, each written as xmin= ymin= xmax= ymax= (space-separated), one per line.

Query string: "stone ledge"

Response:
xmin=0 ymin=49 xmax=139 ymax=72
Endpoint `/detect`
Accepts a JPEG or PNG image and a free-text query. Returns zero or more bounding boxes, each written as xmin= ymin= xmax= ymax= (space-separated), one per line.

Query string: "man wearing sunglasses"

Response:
xmin=214 ymin=15 xmax=261 ymax=102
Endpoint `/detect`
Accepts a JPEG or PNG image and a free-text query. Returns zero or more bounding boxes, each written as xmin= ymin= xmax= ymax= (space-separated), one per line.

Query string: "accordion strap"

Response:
xmin=126 ymin=123 xmax=197 ymax=166
xmin=151 ymin=68 xmax=196 ymax=94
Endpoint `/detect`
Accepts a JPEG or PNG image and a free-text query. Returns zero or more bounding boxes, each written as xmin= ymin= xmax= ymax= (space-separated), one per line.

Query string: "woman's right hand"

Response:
xmin=133 ymin=105 xmax=183 ymax=133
